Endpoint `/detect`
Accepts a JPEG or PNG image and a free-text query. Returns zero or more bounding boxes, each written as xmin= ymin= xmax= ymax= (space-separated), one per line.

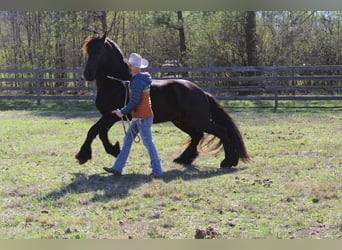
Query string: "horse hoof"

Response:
xmin=113 ymin=141 xmax=121 ymax=156
xmin=77 ymin=157 xmax=89 ymax=165
xmin=173 ymin=151 xmax=198 ymax=165
xmin=173 ymin=157 xmax=193 ymax=165
xmin=220 ymin=159 xmax=233 ymax=168
xmin=75 ymin=150 xmax=92 ymax=165
xmin=75 ymin=155 xmax=90 ymax=165
xmin=106 ymin=141 xmax=121 ymax=157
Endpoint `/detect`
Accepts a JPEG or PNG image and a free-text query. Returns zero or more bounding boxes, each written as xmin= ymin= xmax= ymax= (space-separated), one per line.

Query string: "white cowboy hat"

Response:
xmin=126 ymin=53 xmax=149 ymax=68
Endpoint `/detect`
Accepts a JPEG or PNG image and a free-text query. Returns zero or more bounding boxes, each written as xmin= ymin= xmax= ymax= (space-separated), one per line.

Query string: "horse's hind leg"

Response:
xmin=200 ymin=121 xmax=238 ymax=168
xmin=172 ymin=121 xmax=203 ymax=165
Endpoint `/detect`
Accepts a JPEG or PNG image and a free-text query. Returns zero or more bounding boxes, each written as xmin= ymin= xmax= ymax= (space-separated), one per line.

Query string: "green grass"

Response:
xmin=0 ymin=100 xmax=341 ymax=239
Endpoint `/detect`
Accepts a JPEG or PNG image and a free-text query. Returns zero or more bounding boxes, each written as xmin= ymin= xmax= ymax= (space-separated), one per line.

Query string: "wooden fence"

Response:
xmin=0 ymin=65 xmax=341 ymax=110
xmin=0 ymin=68 xmax=95 ymax=105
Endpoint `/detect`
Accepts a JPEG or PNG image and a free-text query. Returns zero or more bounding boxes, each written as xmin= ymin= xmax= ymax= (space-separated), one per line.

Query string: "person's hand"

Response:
xmin=112 ymin=109 xmax=123 ymax=118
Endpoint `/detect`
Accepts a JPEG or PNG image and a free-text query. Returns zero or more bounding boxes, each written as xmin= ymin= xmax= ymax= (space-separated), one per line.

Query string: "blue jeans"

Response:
xmin=112 ymin=117 xmax=162 ymax=176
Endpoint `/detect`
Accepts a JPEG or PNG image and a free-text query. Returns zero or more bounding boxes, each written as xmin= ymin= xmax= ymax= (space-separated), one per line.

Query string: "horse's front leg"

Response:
xmin=75 ymin=117 xmax=103 ymax=165
xmin=98 ymin=113 xmax=121 ymax=157
xmin=75 ymin=113 xmax=120 ymax=165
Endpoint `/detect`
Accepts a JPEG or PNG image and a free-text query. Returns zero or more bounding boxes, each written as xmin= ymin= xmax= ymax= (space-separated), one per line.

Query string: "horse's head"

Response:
xmin=82 ymin=32 xmax=131 ymax=81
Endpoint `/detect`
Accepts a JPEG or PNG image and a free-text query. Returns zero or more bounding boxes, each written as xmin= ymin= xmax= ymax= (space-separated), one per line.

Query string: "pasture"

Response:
xmin=0 ymin=100 xmax=341 ymax=239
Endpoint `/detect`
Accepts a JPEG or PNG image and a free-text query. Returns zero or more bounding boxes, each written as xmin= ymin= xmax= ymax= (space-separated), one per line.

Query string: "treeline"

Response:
xmin=0 ymin=11 xmax=341 ymax=70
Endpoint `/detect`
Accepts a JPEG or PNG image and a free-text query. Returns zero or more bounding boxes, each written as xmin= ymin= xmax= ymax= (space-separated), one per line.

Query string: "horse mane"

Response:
xmin=82 ymin=33 xmax=126 ymax=62
xmin=82 ymin=33 xmax=101 ymax=56
xmin=106 ymin=39 xmax=125 ymax=58
xmin=82 ymin=32 xmax=131 ymax=82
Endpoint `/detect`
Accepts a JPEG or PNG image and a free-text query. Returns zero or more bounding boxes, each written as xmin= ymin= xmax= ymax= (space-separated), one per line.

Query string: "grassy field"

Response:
xmin=0 ymin=100 xmax=341 ymax=239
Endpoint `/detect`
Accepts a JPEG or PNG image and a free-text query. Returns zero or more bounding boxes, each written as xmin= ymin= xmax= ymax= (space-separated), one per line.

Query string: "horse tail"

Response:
xmin=206 ymin=93 xmax=251 ymax=163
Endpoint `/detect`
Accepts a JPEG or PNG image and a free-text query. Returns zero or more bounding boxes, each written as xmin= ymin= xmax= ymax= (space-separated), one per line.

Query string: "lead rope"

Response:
xmin=106 ymin=75 xmax=141 ymax=143
xmin=121 ymin=82 xmax=141 ymax=143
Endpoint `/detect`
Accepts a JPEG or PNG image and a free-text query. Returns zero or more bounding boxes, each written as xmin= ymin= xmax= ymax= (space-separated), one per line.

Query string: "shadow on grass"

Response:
xmin=41 ymin=165 xmax=246 ymax=203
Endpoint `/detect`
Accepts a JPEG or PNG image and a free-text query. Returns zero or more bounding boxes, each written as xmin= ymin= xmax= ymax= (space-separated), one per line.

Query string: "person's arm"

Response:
xmin=113 ymin=79 xmax=144 ymax=118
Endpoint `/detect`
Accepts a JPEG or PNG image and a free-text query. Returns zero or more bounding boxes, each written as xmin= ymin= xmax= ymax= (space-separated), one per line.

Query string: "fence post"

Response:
xmin=209 ymin=61 xmax=214 ymax=94
xmin=273 ymin=61 xmax=279 ymax=112
xmin=34 ymin=62 xmax=41 ymax=105
xmin=91 ymin=80 xmax=97 ymax=103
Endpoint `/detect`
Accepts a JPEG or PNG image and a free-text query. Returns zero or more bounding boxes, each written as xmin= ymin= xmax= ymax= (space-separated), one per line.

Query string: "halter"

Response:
xmin=105 ymin=75 xmax=129 ymax=108
xmin=105 ymin=75 xmax=141 ymax=143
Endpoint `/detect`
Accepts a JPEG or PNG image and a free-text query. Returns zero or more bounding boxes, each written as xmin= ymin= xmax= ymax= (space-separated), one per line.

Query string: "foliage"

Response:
xmin=0 ymin=11 xmax=341 ymax=70
xmin=256 ymin=11 xmax=342 ymax=66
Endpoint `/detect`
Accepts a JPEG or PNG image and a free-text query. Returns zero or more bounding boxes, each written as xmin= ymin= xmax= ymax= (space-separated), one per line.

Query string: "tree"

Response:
xmin=151 ymin=11 xmax=188 ymax=67
xmin=177 ymin=11 xmax=187 ymax=67
xmin=0 ymin=10 xmax=341 ymax=72
xmin=245 ymin=11 xmax=257 ymax=66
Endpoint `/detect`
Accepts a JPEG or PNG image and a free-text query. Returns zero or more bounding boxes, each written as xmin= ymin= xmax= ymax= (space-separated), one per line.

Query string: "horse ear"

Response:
xmin=101 ymin=31 xmax=107 ymax=42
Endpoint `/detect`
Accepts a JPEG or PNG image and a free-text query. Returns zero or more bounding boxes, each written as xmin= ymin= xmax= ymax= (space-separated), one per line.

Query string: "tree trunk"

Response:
xmin=177 ymin=11 xmax=187 ymax=76
xmin=99 ymin=11 xmax=107 ymax=33
xmin=245 ymin=11 xmax=257 ymax=66
xmin=244 ymin=11 xmax=257 ymax=94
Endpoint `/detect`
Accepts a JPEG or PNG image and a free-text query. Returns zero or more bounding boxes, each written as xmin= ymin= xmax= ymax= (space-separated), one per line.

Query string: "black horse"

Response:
xmin=76 ymin=32 xmax=250 ymax=168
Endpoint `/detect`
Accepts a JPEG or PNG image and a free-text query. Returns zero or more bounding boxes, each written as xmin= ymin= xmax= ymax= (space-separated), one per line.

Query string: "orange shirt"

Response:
xmin=131 ymin=89 xmax=153 ymax=118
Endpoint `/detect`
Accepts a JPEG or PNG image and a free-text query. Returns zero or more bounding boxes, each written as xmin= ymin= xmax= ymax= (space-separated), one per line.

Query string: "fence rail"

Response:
xmin=0 ymin=65 xmax=341 ymax=110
